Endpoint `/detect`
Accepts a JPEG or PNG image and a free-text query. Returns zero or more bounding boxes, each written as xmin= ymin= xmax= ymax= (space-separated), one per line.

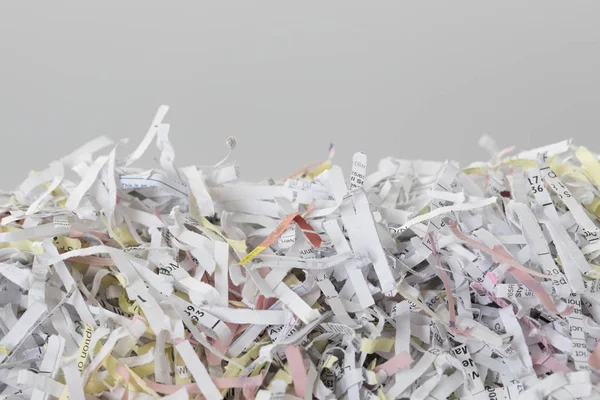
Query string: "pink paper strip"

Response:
xmin=450 ymin=221 xmax=549 ymax=279
xmin=374 ymin=351 xmax=413 ymax=376
xmin=206 ymin=323 xmax=238 ymax=366
xmin=451 ymin=221 xmax=571 ymax=316
xmin=589 ymin=341 xmax=600 ymax=370
xmin=533 ymin=354 xmax=571 ymax=373
xmin=116 ymin=364 xmax=131 ymax=400
xmin=285 ymin=345 xmax=308 ymax=398
xmin=508 ymin=267 xmax=573 ymax=316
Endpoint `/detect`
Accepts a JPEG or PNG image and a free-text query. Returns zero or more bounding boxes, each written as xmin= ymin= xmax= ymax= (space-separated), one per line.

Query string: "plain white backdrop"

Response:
xmin=1 ymin=2 xmax=600 ymax=187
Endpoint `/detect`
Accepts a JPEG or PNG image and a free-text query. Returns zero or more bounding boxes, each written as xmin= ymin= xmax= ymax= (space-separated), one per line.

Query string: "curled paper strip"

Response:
xmin=2 ymin=108 xmax=600 ymax=399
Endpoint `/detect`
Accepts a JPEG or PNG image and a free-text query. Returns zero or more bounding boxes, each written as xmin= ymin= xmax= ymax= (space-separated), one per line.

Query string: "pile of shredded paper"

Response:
xmin=2 ymin=106 xmax=600 ymax=400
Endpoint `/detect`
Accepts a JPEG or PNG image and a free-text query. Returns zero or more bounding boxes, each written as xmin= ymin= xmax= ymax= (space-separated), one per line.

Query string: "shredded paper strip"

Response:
xmin=1 ymin=107 xmax=600 ymax=399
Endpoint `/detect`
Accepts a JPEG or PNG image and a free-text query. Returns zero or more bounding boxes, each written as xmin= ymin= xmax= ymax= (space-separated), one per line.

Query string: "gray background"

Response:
xmin=2 ymin=2 xmax=600 ymax=188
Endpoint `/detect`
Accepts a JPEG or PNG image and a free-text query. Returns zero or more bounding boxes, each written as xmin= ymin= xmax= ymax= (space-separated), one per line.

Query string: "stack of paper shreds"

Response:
xmin=2 ymin=107 xmax=600 ymax=400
